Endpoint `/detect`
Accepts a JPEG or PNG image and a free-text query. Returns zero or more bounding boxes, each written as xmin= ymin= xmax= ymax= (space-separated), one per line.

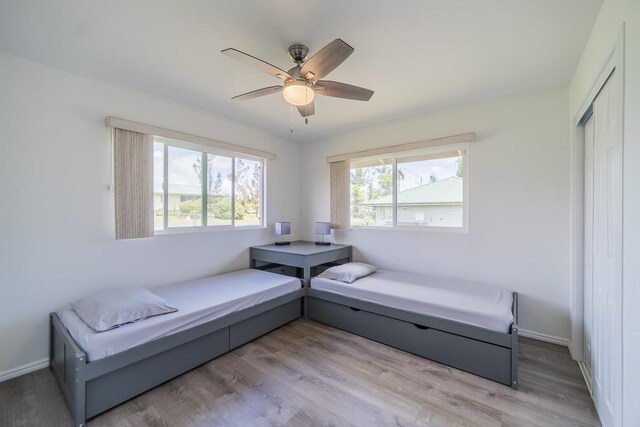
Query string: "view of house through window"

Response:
xmin=350 ymin=147 xmax=465 ymax=228
xmin=350 ymin=157 xmax=393 ymax=226
xmin=153 ymin=137 xmax=263 ymax=231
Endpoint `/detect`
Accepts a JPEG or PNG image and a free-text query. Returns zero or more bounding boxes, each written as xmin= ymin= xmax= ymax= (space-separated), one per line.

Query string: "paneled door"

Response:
xmin=591 ymin=70 xmax=622 ymax=427
xmin=583 ymin=114 xmax=594 ymax=380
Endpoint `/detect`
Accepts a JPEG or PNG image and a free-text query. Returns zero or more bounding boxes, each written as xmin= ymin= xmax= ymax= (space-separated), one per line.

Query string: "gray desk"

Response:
xmin=250 ymin=241 xmax=352 ymax=317
xmin=250 ymin=241 xmax=352 ymax=286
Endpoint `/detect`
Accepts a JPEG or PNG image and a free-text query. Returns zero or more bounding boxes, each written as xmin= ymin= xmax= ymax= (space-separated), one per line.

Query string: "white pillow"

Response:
xmin=317 ymin=262 xmax=377 ymax=283
xmin=71 ymin=287 xmax=178 ymax=332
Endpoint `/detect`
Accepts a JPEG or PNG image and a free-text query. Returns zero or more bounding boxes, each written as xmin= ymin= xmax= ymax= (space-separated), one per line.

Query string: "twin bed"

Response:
xmin=51 ymin=270 xmax=305 ymax=427
xmin=308 ymin=269 xmax=518 ymax=389
xmin=51 ymin=265 xmax=518 ymax=427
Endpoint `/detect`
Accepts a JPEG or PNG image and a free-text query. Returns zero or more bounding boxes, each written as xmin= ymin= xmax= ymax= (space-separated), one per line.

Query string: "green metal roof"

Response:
xmin=153 ymin=183 xmax=202 ymax=195
xmin=363 ymin=176 xmax=463 ymax=206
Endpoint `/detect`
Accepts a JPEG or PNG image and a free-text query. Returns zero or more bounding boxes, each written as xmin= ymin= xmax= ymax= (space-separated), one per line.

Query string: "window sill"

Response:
xmin=154 ymin=225 xmax=266 ymax=236
xmin=349 ymin=225 xmax=468 ymax=234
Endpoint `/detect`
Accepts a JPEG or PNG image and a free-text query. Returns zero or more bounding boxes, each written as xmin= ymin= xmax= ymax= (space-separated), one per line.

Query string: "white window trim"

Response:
xmin=106 ymin=117 xmax=276 ymax=160
xmin=349 ymin=143 xmax=469 ymax=233
xmin=327 ymin=132 xmax=475 ymax=163
xmin=155 ymin=224 xmax=266 ymax=236
xmin=154 ymin=136 xmax=266 ymax=234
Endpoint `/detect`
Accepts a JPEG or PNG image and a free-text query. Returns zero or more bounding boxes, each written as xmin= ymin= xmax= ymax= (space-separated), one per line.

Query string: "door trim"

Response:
xmin=569 ymin=25 xmax=624 ymax=360
xmin=569 ymin=24 xmax=625 ymax=427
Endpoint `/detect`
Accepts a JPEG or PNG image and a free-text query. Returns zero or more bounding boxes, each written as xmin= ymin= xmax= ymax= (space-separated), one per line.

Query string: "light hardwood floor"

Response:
xmin=0 ymin=319 xmax=600 ymax=426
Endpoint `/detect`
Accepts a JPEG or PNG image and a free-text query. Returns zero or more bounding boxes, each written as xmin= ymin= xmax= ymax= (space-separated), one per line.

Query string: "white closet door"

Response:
xmin=583 ymin=114 xmax=594 ymax=378
xmin=591 ymin=71 xmax=622 ymax=427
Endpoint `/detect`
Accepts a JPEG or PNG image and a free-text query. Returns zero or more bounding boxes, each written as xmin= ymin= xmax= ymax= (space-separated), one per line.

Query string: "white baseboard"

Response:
xmin=0 ymin=358 xmax=49 ymax=383
xmin=518 ymin=328 xmax=570 ymax=347
xmin=578 ymin=360 xmax=593 ymax=396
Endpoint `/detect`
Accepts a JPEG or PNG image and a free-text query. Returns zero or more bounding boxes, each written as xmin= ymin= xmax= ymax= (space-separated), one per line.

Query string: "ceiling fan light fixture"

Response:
xmin=282 ymin=80 xmax=315 ymax=106
xmin=223 ymin=38 xmax=373 ymax=124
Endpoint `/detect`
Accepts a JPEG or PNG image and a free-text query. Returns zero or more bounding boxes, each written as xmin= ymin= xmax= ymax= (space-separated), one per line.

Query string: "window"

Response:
xmin=234 ymin=158 xmax=262 ymax=226
xmin=350 ymin=145 xmax=467 ymax=229
xmin=350 ymin=157 xmax=393 ymax=226
xmin=154 ymin=137 xmax=264 ymax=231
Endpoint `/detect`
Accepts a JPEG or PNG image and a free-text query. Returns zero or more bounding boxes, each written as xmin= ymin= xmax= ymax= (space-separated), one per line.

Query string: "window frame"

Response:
xmin=349 ymin=143 xmax=469 ymax=233
xmin=154 ymin=136 xmax=266 ymax=234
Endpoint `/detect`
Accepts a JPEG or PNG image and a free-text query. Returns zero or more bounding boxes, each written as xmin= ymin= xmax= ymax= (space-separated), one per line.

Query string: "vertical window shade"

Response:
xmin=113 ymin=128 xmax=153 ymax=239
xmin=330 ymin=160 xmax=350 ymax=229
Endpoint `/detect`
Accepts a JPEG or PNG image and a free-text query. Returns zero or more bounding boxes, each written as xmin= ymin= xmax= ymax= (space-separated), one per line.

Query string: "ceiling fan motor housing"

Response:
xmin=288 ymin=44 xmax=309 ymax=64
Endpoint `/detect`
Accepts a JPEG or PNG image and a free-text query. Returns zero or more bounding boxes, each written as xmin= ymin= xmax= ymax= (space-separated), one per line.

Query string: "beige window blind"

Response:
xmin=330 ymin=161 xmax=350 ymax=229
xmin=326 ymin=132 xmax=476 ymax=229
xmin=113 ymin=128 xmax=153 ymax=240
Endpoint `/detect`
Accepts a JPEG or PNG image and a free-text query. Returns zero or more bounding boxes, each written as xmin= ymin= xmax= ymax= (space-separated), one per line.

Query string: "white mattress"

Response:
xmin=311 ymin=270 xmax=513 ymax=333
xmin=58 ymin=269 xmax=301 ymax=361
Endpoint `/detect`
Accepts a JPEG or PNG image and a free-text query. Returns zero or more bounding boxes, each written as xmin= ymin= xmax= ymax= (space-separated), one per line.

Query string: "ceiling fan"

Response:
xmin=221 ymin=39 xmax=374 ymax=126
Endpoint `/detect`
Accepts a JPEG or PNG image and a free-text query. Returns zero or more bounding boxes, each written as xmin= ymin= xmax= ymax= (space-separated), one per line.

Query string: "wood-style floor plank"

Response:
xmin=0 ymin=319 xmax=600 ymax=426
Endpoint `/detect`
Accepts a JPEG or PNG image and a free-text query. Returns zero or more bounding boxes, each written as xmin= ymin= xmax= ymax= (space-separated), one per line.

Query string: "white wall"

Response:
xmin=4 ymin=9 xmax=635 ymax=408
xmin=0 ymin=53 xmax=302 ymax=378
xmin=301 ymin=89 xmax=571 ymax=341
xmin=568 ymin=0 xmax=640 ymax=424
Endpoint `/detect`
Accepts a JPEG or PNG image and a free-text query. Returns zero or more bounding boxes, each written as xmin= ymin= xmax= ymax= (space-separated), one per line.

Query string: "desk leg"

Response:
xmin=302 ymin=266 xmax=311 ymax=319
xmin=303 ymin=295 xmax=309 ymax=319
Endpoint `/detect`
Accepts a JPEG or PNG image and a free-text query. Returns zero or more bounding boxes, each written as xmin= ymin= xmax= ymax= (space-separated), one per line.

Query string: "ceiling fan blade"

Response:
xmin=314 ymin=81 xmax=374 ymax=101
xmin=300 ymin=39 xmax=354 ymax=81
xmin=297 ymin=100 xmax=315 ymax=118
xmin=222 ymin=48 xmax=292 ymax=81
xmin=231 ymin=86 xmax=282 ymax=101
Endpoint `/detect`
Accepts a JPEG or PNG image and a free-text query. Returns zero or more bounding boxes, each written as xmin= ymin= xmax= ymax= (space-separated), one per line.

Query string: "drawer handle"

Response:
xmin=349 ymin=307 xmax=361 ymax=312
xmin=413 ymin=323 xmax=430 ymax=330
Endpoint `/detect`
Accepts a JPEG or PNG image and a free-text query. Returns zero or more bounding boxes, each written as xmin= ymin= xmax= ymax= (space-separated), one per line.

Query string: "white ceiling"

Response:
xmin=0 ymin=0 xmax=602 ymax=143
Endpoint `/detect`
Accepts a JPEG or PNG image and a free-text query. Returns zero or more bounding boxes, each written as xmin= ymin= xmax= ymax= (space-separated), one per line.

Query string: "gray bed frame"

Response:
xmin=306 ymin=288 xmax=519 ymax=389
xmin=50 ymin=288 xmax=305 ymax=427
xmin=50 ymin=279 xmax=518 ymax=426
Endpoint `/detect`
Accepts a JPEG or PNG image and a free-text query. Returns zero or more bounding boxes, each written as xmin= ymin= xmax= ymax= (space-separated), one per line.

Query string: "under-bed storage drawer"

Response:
xmin=229 ymin=299 xmax=301 ymax=349
xmin=86 ymin=326 xmax=230 ymax=419
xmin=308 ymin=297 xmax=512 ymax=385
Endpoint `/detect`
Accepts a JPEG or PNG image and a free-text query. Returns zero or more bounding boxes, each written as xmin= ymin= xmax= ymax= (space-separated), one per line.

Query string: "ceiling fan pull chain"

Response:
xmin=305 ymin=91 xmax=309 ymax=125
xmin=290 ymin=104 xmax=294 ymax=133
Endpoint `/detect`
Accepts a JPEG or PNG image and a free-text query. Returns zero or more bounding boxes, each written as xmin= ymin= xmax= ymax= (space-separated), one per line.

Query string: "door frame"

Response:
xmin=569 ymin=23 xmax=625 ymax=414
